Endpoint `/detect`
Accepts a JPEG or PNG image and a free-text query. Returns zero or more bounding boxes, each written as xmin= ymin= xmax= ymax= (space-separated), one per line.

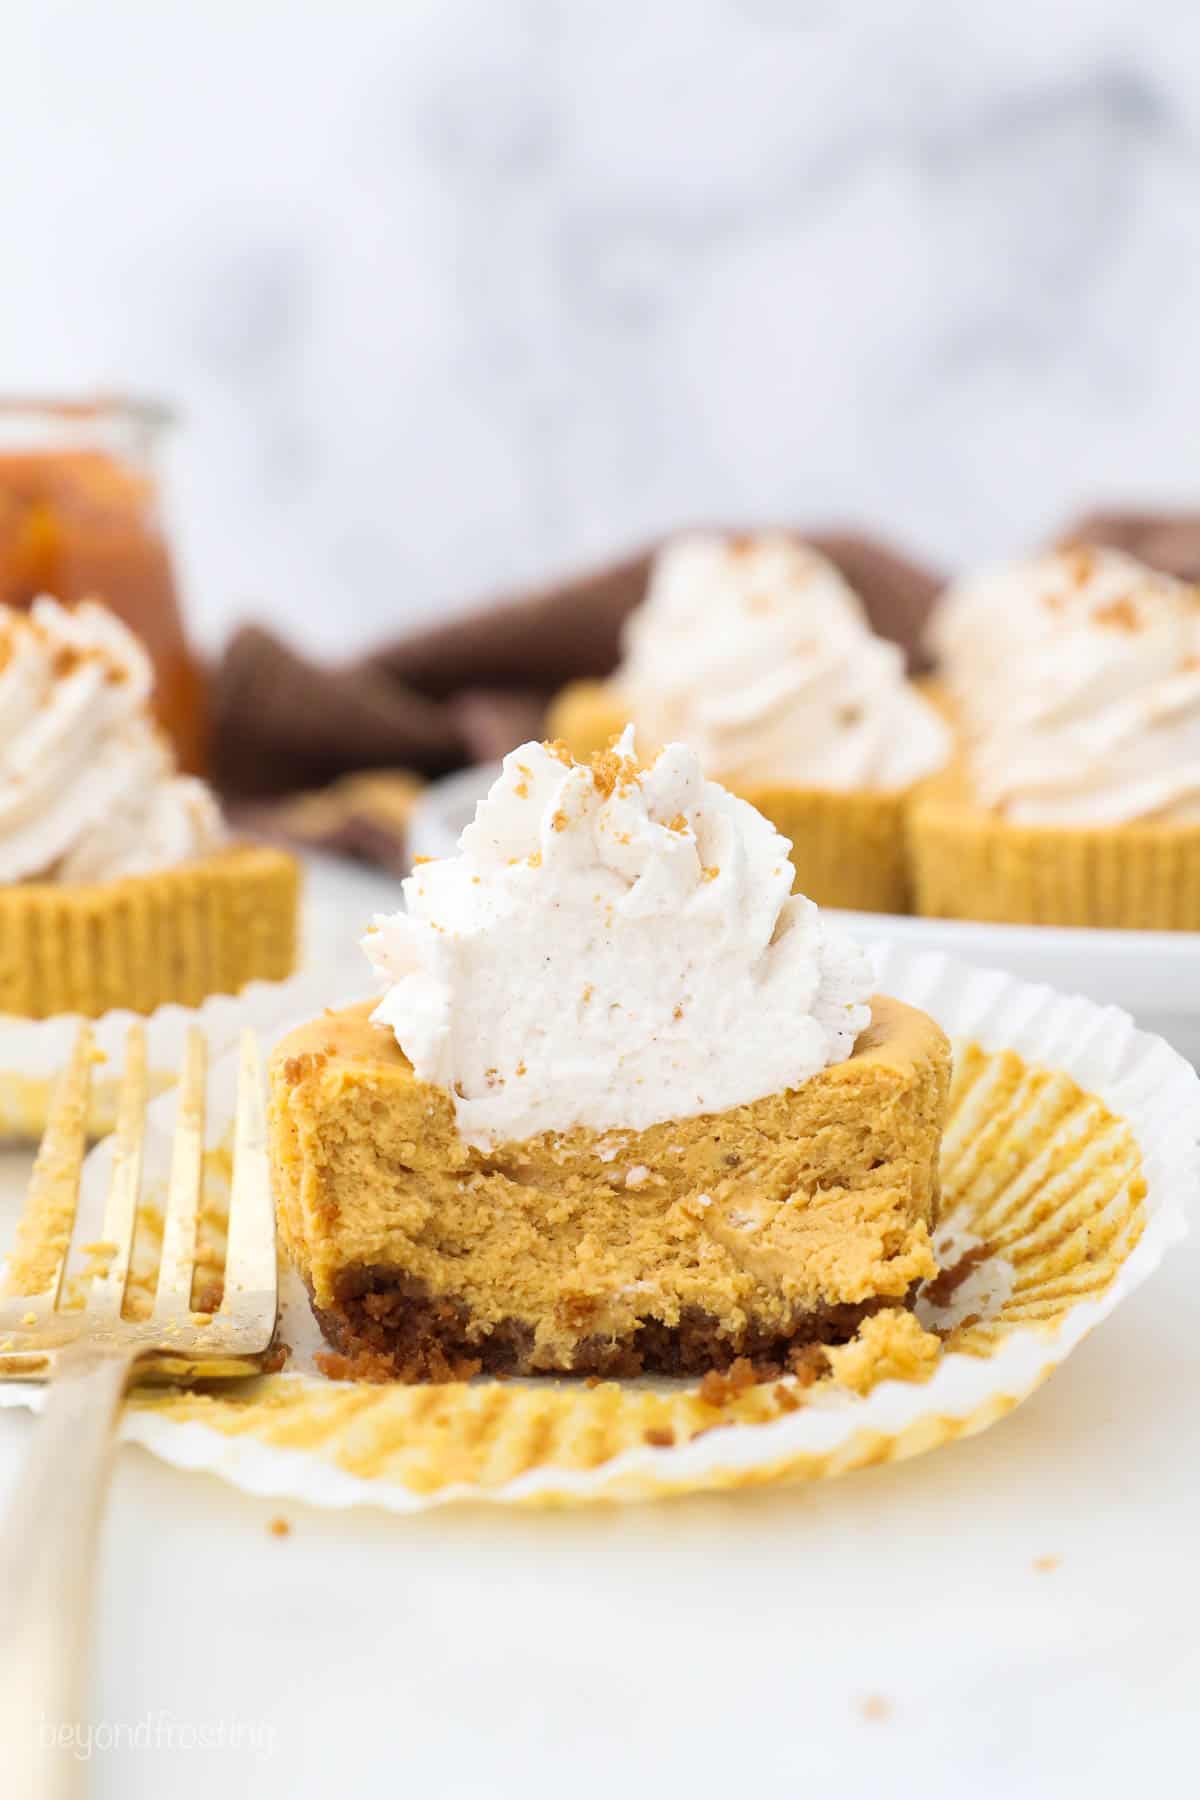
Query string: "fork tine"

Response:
xmin=219 ymin=1030 xmax=275 ymax=1326
xmin=2 ymin=1024 xmax=95 ymax=1308
xmin=152 ymin=1027 xmax=207 ymax=1318
xmin=84 ymin=1023 xmax=148 ymax=1321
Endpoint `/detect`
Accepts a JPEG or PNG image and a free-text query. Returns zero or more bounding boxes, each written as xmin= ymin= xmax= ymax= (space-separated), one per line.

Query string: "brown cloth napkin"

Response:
xmin=212 ymin=528 xmax=945 ymax=806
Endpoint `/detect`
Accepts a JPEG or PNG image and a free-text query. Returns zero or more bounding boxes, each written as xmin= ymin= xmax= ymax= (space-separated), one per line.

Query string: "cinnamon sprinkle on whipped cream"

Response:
xmin=617 ymin=533 xmax=950 ymax=792
xmin=930 ymin=548 xmax=1200 ymax=825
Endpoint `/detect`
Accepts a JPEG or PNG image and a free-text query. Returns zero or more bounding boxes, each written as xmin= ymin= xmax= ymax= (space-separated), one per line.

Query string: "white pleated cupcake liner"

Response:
xmin=0 ymin=942 xmax=1194 ymax=1510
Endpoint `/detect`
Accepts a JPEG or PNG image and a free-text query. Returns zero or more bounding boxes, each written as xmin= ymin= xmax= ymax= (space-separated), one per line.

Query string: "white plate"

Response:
xmin=408 ymin=766 xmax=1200 ymax=1066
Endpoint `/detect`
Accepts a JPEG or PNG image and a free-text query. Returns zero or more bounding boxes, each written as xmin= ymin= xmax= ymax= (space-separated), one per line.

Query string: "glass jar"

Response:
xmin=0 ymin=396 xmax=208 ymax=771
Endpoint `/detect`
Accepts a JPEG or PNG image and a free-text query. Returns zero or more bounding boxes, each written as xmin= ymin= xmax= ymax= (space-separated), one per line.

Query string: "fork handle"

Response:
xmin=0 ymin=1343 xmax=134 ymax=1800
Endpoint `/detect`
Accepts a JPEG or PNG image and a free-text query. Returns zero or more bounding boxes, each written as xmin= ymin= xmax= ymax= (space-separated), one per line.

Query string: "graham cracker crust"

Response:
xmin=309 ymin=1265 xmax=912 ymax=1384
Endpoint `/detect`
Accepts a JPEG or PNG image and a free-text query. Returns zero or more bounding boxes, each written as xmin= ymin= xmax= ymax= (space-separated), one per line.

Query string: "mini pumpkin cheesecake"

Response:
xmin=547 ymin=533 xmax=950 ymax=914
xmin=0 ymin=596 xmax=299 ymax=1018
xmin=269 ymin=731 xmax=950 ymax=1380
xmin=914 ymin=547 xmax=1200 ymax=928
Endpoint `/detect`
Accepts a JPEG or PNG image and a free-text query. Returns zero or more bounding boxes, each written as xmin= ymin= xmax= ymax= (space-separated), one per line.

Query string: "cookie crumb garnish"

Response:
xmin=268 ymin=1516 xmax=291 ymax=1539
xmin=590 ymin=741 xmax=640 ymax=799
xmin=1033 ymin=1554 xmax=1061 ymax=1574
xmin=1068 ymin=546 xmax=1095 ymax=585
xmin=858 ymin=1694 xmax=891 ymax=1722
xmin=643 ymin=1425 xmax=675 ymax=1447
xmin=1092 ymin=596 xmax=1141 ymax=632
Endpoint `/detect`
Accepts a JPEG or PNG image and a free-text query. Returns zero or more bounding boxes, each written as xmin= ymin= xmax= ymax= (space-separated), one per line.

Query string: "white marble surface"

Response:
xmin=3 ymin=1 xmax=1200 ymax=656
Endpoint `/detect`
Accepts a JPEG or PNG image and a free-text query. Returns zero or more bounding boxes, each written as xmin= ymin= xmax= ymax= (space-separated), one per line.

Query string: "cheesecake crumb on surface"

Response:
xmin=826 ymin=1310 xmax=941 ymax=1395
xmin=643 ymin=1426 xmax=675 ymax=1447
xmin=858 ymin=1695 xmax=892 ymax=1722
xmin=697 ymin=1358 xmax=758 ymax=1408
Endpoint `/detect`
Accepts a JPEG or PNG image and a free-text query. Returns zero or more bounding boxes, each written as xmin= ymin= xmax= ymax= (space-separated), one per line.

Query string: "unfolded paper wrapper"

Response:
xmin=0 ymin=974 xmax=334 ymax=1142
xmin=0 ymin=948 xmax=1194 ymax=1510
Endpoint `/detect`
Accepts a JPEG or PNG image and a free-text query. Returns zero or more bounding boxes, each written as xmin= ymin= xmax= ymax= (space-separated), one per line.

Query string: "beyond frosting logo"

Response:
xmin=38 ymin=1710 xmax=276 ymax=1761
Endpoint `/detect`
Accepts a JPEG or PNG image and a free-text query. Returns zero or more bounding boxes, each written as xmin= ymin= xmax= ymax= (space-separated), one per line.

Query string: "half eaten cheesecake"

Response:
xmin=270 ymin=731 xmax=951 ymax=1380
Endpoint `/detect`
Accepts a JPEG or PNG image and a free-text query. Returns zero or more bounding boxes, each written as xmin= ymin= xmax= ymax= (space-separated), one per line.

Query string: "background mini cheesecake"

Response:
xmin=0 ymin=595 xmax=300 ymax=1017
xmin=914 ymin=547 xmax=1200 ymax=929
xmin=547 ymin=533 xmax=950 ymax=915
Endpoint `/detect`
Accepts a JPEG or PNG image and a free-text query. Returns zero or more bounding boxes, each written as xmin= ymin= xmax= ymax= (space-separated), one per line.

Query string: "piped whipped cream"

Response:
xmin=364 ymin=730 xmax=873 ymax=1148
xmin=0 ymin=597 xmax=224 ymax=883
xmin=617 ymin=533 xmax=950 ymax=791
xmin=929 ymin=547 xmax=1200 ymax=824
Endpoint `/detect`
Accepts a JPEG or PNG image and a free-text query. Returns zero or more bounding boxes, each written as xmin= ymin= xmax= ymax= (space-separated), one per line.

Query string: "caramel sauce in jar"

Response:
xmin=0 ymin=398 xmax=208 ymax=771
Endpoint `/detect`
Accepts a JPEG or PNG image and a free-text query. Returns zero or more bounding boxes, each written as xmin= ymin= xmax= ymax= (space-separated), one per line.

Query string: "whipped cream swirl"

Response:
xmin=618 ymin=533 xmax=949 ymax=791
xmin=930 ymin=548 xmax=1200 ymax=825
xmin=0 ymin=597 xmax=224 ymax=883
xmin=365 ymin=730 xmax=873 ymax=1147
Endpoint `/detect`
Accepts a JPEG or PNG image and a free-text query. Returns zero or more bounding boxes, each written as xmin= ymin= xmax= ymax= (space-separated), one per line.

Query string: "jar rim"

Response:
xmin=0 ymin=393 xmax=174 ymax=430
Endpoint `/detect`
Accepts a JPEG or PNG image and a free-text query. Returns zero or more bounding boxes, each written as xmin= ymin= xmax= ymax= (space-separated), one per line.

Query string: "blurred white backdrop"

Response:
xmin=3 ymin=0 xmax=1200 ymax=655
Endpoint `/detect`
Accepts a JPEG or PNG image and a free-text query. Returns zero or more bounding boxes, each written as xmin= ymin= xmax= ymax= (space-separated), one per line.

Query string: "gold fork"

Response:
xmin=0 ymin=1021 xmax=277 ymax=1800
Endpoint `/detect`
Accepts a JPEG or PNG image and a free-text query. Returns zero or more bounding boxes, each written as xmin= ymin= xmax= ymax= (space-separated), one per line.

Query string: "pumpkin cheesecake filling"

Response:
xmin=270 ymin=993 xmax=948 ymax=1378
xmin=269 ymin=730 xmax=950 ymax=1379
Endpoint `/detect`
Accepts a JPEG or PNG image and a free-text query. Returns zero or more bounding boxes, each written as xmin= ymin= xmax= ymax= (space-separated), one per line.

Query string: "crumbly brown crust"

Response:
xmin=308 ymin=1264 xmax=912 ymax=1384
